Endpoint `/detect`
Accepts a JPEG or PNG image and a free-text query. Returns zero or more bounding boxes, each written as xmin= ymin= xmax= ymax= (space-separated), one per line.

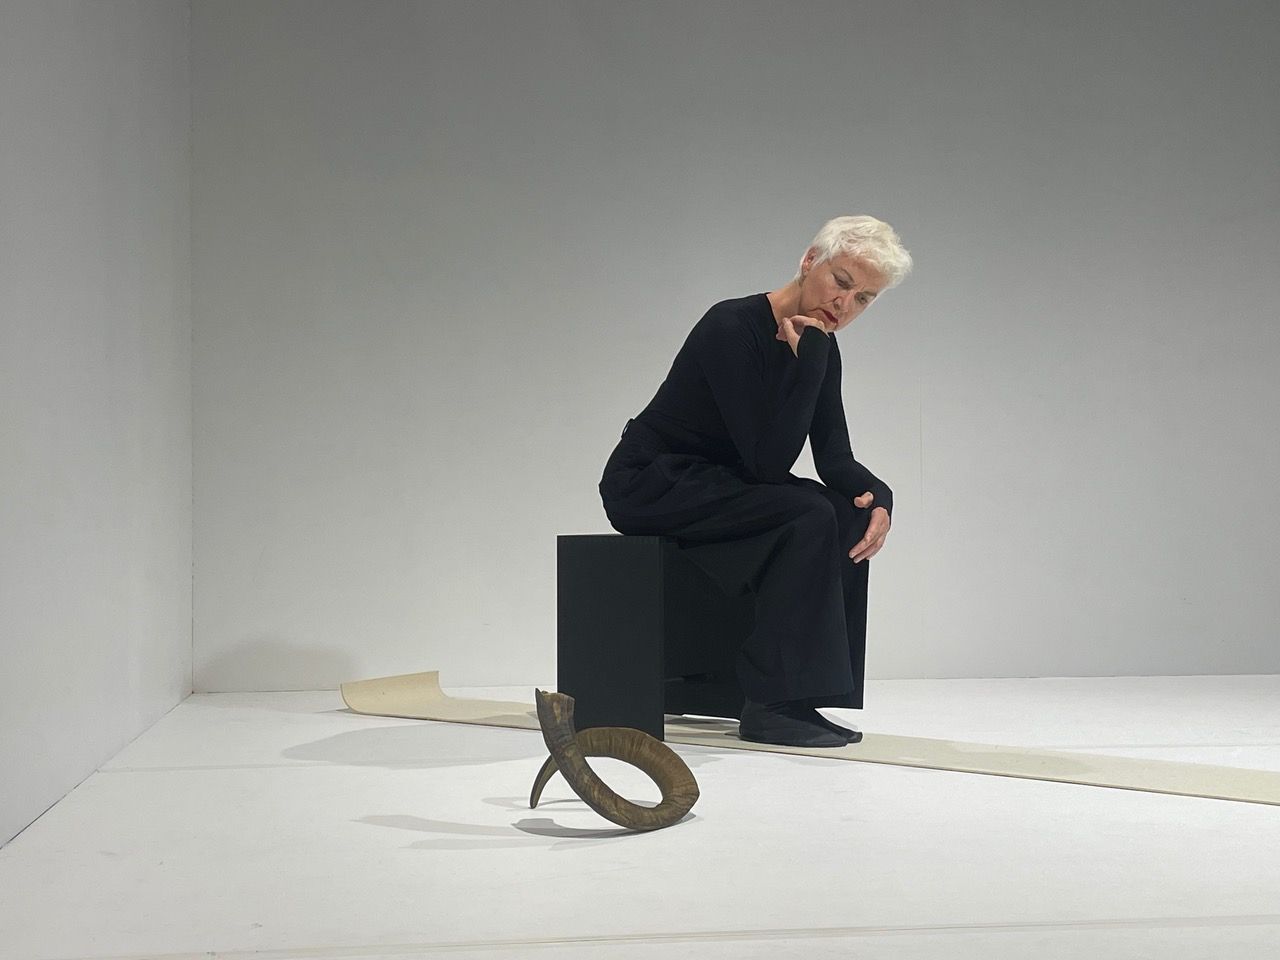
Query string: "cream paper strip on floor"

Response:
xmin=339 ymin=670 xmax=1280 ymax=807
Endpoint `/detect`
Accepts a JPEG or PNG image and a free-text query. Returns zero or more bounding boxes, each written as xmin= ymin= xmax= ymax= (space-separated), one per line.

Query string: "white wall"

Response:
xmin=191 ymin=0 xmax=1280 ymax=691
xmin=0 ymin=1 xmax=191 ymax=846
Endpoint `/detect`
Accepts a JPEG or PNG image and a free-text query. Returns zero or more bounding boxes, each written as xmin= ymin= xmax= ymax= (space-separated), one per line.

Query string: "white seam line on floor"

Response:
xmin=41 ymin=913 xmax=1280 ymax=960
xmin=96 ymin=762 xmax=345 ymax=773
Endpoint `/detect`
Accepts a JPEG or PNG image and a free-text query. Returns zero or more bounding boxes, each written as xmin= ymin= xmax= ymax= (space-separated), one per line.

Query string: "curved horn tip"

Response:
xmin=529 ymin=754 xmax=558 ymax=809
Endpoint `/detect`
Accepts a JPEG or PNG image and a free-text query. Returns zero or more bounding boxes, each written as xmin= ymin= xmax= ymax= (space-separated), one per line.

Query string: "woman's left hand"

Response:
xmin=850 ymin=493 xmax=891 ymax=563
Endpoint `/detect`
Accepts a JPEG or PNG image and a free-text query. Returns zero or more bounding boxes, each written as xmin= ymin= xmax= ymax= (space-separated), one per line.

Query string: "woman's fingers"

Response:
xmin=851 ymin=535 xmax=884 ymax=563
xmin=781 ymin=315 xmax=826 ymax=355
xmin=789 ymin=314 xmax=825 ymax=331
xmin=850 ymin=511 xmax=891 ymax=562
xmin=861 ymin=537 xmax=885 ymax=562
xmin=850 ymin=538 xmax=873 ymax=562
xmin=782 ymin=316 xmax=804 ymax=355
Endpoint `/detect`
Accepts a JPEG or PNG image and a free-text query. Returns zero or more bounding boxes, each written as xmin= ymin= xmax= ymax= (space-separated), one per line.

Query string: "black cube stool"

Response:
xmin=557 ymin=533 xmax=753 ymax=740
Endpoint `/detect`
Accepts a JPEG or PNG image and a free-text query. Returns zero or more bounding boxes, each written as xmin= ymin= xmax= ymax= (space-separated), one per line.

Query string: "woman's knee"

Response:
xmin=790 ymin=481 xmax=871 ymax=552
xmin=783 ymin=487 xmax=840 ymax=540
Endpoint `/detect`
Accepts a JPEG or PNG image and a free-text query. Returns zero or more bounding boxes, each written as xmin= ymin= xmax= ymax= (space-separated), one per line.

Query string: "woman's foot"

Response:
xmin=738 ymin=698 xmax=847 ymax=748
xmin=807 ymin=709 xmax=863 ymax=743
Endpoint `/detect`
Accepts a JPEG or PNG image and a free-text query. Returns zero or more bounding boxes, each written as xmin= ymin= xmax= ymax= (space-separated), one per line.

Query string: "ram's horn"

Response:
xmin=528 ymin=727 xmax=632 ymax=807
xmin=530 ymin=689 xmax=699 ymax=831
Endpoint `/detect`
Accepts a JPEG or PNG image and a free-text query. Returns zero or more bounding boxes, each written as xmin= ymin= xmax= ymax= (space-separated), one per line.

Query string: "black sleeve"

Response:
xmin=809 ymin=337 xmax=894 ymax=516
xmin=697 ymin=318 xmax=831 ymax=483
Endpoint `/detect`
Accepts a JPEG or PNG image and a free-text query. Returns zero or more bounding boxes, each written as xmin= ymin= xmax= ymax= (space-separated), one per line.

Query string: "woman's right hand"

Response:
xmin=775 ymin=314 xmax=830 ymax=356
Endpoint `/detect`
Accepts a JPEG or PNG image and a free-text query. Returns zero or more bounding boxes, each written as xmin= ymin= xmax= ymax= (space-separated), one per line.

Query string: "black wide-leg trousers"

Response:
xmin=598 ymin=419 xmax=873 ymax=708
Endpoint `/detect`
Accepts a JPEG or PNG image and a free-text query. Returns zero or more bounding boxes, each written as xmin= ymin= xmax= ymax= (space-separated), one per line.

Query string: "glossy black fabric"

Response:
xmin=598 ymin=293 xmax=888 ymax=707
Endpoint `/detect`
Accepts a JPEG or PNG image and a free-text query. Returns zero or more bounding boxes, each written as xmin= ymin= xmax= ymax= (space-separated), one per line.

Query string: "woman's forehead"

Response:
xmin=825 ymin=253 xmax=886 ymax=287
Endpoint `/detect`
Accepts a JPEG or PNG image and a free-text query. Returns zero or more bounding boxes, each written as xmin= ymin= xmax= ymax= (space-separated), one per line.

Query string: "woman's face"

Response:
xmin=798 ymin=249 xmax=886 ymax=334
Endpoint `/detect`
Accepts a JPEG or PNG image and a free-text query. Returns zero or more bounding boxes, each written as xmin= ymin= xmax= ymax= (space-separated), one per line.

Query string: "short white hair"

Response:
xmin=794 ymin=215 xmax=913 ymax=289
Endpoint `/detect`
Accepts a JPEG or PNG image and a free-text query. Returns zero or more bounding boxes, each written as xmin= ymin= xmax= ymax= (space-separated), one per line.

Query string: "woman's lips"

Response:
xmin=821 ymin=309 xmax=837 ymax=327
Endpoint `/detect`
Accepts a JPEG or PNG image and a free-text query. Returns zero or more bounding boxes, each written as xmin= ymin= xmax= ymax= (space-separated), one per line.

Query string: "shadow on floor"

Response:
xmin=281 ymin=723 xmax=544 ymax=769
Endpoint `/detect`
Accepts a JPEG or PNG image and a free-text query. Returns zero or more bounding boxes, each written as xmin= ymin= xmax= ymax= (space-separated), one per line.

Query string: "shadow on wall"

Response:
xmin=196 ymin=636 xmax=358 ymax=693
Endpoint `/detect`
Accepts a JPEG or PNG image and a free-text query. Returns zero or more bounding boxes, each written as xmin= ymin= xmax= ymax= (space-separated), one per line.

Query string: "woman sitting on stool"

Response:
xmin=598 ymin=215 xmax=913 ymax=748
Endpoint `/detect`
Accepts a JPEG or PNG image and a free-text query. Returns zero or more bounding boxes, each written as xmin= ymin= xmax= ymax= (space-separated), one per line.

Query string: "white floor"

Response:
xmin=3 ymin=676 xmax=1280 ymax=960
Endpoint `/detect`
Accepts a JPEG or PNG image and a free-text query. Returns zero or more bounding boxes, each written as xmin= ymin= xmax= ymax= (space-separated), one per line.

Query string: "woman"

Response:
xmin=598 ymin=216 xmax=913 ymax=748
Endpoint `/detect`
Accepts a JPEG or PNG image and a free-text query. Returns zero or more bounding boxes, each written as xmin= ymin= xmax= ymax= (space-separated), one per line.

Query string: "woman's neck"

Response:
xmin=765 ymin=279 xmax=802 ymax=325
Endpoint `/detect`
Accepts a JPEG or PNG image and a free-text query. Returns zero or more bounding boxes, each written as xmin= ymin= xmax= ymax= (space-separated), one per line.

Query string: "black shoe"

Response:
xmin=807 ymin=708 xmax=863 ymax=744
xmin=738 ymin=698 xmax=847 ymax=748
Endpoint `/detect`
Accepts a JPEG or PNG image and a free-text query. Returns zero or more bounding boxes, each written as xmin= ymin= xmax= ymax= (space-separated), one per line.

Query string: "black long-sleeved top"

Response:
xmin=632 ymin=293 xmax=893 ymax=515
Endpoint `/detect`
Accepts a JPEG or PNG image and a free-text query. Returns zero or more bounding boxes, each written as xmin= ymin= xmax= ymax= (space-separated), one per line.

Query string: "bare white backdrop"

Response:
xmin=1 ymin=0 xmax=191 ymax=845
xmin=192 ymin=0 xmax=1280 ymax=691
xmin=2 ymin=0 xmax=1277 ymax=850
